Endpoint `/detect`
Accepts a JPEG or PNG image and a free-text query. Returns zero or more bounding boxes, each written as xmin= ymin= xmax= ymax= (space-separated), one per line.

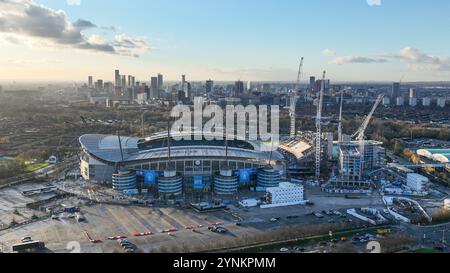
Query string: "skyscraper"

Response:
xmin=181 ymin=75 xmax=186 ymax=90
xmin=151 ymin=77 xmax=158 ymax=90
xmin=157 ymin=74 xmax=164 ymax=90
xmin=234 ymin=80 xmax=244 ymax=98
xmin=150 ymin=77 xmax=158 ymax=99
xmin=185 ymin=82 xmax=192 ymax=100
xmin=88 ymin=76 xmax=93 ymax=89
xmin=206 ymin=79 xmax=214 ymax=93
xmin=96 ymin=79 xmax=103 ymax=91
xmin=309 ymin=76 xmax=316 ymax=92
xmin=115 ymin=70 xmax=121 ymax=88
xmin=408 ymin=88 xmax=415 ymax=98
xmin=121 ymin=75 xmax=126 ymax=90
xmin=128 ymin=75 xmax=132 ymax=88
xmin=391 ymin=82 xmax=401 ymax=99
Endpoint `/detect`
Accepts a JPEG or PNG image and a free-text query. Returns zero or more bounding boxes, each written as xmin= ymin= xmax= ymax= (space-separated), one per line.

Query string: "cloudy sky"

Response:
xmin=1 ymin=0 xmax=450 ymax=82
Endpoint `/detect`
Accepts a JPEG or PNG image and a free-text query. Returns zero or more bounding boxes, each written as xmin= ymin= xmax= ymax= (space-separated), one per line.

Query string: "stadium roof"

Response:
xmin=80 ymin=134 xmax=284 ymax=164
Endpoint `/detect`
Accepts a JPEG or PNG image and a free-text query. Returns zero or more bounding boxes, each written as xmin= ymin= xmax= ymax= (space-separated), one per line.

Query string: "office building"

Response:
xmin=96 ymin=79 xmax=103 ymax=91
xmin=409 ymin=97 xmax=417 ymax=107
xmin=150 ymin=77 xmax=159 ymax=99
xmin=206 ymin=79 xmax=214 ymax=93
xmin=247 ymin=81 xmax=252 ymax=91
xmin=335 ymin=140 xmax=384 ymax=188
xmin=185 ymin=82 xmax=192 ymax=100
xmin=115 ymin=70 xmax=121 ymax=88
xmin=181 ymin=75 xmax=186 ymax=90
xmin=157 ymin=74 xmax=164 ymax=90
xmin=121 ymin=75 xmax=126 ymax=90
xmin=234 ymin=80 xmax=244 ymax=97
xmin=422 ymin=97 xmax=431 ymax=107
xmin=396 ymin=96 xmax=405 ymax=106
xmin=408 ymin=88 xmax=415 ymax=98
xmin=309 ymin=76 xmax=316 ymax=92
xmin=391 ymin=82 xmax=401 ymax=99
xmin=88 ymin=76 xmax=93 ymax=89
xmin=127 ymin=75 xmax=132 ymax=88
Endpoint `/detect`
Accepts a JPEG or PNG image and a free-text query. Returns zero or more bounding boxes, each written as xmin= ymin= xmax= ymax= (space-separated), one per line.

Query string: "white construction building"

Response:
xmin=261 ymin=182 xmax=304 ymax=209
xmin=406 ymin=173 xmax=428 ymax=192
xmin=437 ymin=98 xmax=447 ymax=108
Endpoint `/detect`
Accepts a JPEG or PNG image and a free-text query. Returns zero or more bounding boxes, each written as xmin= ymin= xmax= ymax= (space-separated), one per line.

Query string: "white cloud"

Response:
xmin=328 ymin=47 xmax=450 ymax=72
xmin=66 ymin=0 xmax=81 ymax=6
xmin=367 ymin=0 xmax=381 ymax=6
xmin=330 ymin=56 xmax=387 ymax=65
xmin=0 ymin=0 xmax=150 ymax=57
xmin=322 ymin=49 xmax=336 ymax=57
xmin=385 ymin=47 xmax=450 ymax=71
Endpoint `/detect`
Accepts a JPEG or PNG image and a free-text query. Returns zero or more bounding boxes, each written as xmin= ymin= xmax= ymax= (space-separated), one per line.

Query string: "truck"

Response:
xmin=376 ymin=229 xmax=391 ymax=235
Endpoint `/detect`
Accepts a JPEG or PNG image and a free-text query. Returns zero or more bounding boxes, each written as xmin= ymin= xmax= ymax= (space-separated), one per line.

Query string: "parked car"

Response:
xmin=21 ymin=237 xmax=32 ymax=243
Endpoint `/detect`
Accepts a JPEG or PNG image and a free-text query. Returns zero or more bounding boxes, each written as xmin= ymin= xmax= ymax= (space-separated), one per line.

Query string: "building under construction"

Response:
xmin=331 ymin=140 xmax=384 ymax=189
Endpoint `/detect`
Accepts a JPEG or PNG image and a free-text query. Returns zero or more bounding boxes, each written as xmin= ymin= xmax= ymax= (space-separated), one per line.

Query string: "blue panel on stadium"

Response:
xmin=193 ymin=176 xmax=204 ymax=189
xmin=142 ymin=170 xmax=159 ymax=185
xmin=239 ymin=169 xmax=256 ymax=184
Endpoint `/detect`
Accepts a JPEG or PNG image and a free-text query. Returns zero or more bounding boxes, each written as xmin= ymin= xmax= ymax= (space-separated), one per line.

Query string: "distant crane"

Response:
xmin=351 ymin=95 xmax=384 ymax=176
xmin=315 ymin=70 xmax=326 ymax=181
xmin=290 ymin=57 xmax=304 ymax=138
xmin=338 ymin=90 xmax=344 ymax=143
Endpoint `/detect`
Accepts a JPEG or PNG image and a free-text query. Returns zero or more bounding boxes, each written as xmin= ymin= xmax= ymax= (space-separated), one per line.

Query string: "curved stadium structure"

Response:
xmin=79 ymin=132 xmax=285 ymax=186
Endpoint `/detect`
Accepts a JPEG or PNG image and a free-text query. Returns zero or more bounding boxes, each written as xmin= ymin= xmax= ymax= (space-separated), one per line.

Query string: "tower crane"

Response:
xmin=315 ymin=70 xmax=326 ymax=181
xmin=351 ymin=94 xmax=384 ymax=177
xmin=338 ymin=90 xmax=344 ymax=143
xmin=290 ymin=57 xmax=304 ymax=138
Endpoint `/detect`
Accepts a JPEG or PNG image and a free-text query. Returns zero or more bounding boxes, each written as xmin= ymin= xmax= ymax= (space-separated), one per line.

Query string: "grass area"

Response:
xmin=414 ymin=248 xmax=442 ymax=253
xmin=221 ymin=225 xmax=391 ymax=253
xmin=24 ymin=162 xmax=49 ymax=172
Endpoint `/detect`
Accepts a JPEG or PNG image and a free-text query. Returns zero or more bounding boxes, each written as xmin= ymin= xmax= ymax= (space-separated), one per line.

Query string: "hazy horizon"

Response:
xmin=1 ymin=0 xmax=450 ymax=82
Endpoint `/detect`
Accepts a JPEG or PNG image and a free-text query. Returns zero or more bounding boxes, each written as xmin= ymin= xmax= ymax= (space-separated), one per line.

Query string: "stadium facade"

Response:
xmin=79 ymin=132 xmax=285 ymax=192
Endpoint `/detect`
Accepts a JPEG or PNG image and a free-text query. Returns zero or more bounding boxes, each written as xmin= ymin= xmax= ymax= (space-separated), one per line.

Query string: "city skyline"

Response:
xmin=1 ymin=0 xmax=450 ymax=82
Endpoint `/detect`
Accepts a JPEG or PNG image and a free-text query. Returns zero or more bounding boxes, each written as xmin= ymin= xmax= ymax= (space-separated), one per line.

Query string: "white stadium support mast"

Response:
xmin=315 ymin=70 xmax=326 ymax=181
xmin=290 ymin=57 xmax=304 ymax=138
